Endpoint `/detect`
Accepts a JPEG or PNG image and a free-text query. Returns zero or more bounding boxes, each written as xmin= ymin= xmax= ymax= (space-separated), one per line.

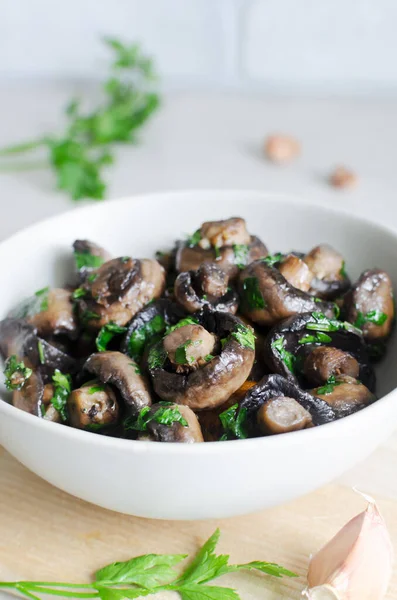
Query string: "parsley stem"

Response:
xmin=0 ymin=160 xmax=48 ymax=173
xmin=26 ymin=587 xmax=98 ymax=598
xmin=0 ymin=139 xmax=47 ymax=156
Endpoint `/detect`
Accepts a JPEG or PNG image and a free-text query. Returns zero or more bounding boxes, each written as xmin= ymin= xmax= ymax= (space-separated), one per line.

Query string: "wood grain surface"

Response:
xmin=0 ymin=446 xmax=396 ymax=599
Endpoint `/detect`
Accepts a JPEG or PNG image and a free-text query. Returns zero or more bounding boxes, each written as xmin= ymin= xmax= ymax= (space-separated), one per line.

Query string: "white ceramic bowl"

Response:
xmin=0 ymin=190 xmax=396 ymax=520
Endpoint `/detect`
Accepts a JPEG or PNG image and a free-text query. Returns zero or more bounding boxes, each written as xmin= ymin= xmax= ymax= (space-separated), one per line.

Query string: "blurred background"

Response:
xmin=0 ymin=0 xmax=396 ymax=235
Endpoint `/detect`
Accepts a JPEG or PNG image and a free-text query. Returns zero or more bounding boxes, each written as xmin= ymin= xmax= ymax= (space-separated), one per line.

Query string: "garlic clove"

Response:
xmin=306 ymin=496 xmax=393 ymax=600
xmin=305 ymin=584 xmax=341 ymax=599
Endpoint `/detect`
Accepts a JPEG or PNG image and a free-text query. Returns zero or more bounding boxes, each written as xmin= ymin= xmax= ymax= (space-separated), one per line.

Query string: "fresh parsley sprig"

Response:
xmin=96 ymin=322 xmax=127 ymax=352
xmin=49 ymin=369 xmax=72 ymax=421
xmin=3 ymin=355 xmax=33 ymax=391
xmin=0 ymin=530 xmax=297 ymax=600
xmin=0 ymin=38 xmax=160 ymax=201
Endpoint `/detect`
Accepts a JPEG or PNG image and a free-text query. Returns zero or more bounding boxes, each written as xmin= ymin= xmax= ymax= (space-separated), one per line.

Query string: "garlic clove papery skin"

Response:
xmin=306 ymin=499 xmax=393 ymax=600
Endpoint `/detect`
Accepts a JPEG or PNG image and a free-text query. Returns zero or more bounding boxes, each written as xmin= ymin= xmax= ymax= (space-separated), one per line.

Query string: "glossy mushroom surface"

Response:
xmin=176 ymin=217 xmax=268 ymax=279
xmin=239 ymin=261 xmax=335 ymax=326
xmin=344 ymin=269 xmax=395 ymax=342
xmin=148 ymin=310 xmax=255 ymax=411
xmin=68 ymin=381 xmax=120 ymax=430
xmin=311 ymin=375 xmax=376 ymax=417
xmin=174 ymin=264 xmax=238 ymax=314
xmin=304 ymin=244 xmax=350 ymax=299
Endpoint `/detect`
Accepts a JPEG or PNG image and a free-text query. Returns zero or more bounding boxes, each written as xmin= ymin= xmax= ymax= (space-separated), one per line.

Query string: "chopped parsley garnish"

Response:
xmin=219 ymin=404 xmax=248 ymax=440
xmin=242 ymin=276 xmax=266 ymax=310
xmin=121 ymin=256 xmax=130 ymax=263
xmin=166 ymin=316 xmax=198 ymax=334
xmin=298 ymin=332 xmax=332 ymax=345
xmin=316 ymin=375 xmax=343 ymax=395
xmin=96 ymin=322 xmax=127 ymax=352
xmin=50 ymin=369 xmax=72 ymax=421
xmin=132 ymin=362 xmax=142 ymax=375
xmin=82 ymin=309 xmax=101 ymax=323
xmin=233 ymin=244 xmax=249 ymax=269
xmin=220 ymin=337 xmax=228 ymax=349
xmin=175 ymin=340 xmax=202 ymax=365
xmin=35 ymin=286 xmax=50 ymax=312
xmin=11 ymin=287 xmax=51 ymax=319
xmin=339 ymin=261 xmax=347 ymax=278
xmin=261 ymin=253 xmax=284 ymax=267
xmin=125 ymin=402 xmax=188 ymax=431
xmin=87 ymin=273 xmax=98 ymax=283
xmin=306 ymin=312 xmax=341 ymax=332
xmin=74 ymin=251 xmax=105 ymax=271
xmin=231 ymin=324 xmax=255 ymax=350
xmin=88 ymin=384 xmax=106 ymax=394
xmin=37 ymin=340 xmax=45 ymax=364
xmin=272 ymin=336 xmax=296 ymax=373
xmin=354 ymin=309 xmax=388 ymax=329
xmin=72 ymin=287 xmax=86 ymax=300
xmin=147 ymin=343 xmax=167 ymax=370
xmin=3 ymin=355 xmax=32 ymax=391
xmin=128 ymin=314 xmax=166 ymax=360
xmin=186 ymin=230 xmax=201 ymax=247
xmin=205 ymin=354 xmax=214 ymax=362
xmin=333 ymin=303 xmax=341 ymax=318
xmin=214 ymin=245 xmax=221 ymax=259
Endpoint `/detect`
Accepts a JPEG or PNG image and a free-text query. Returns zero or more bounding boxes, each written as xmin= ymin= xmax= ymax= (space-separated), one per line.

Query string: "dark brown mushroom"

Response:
xmin=175 ymin=217 xmax=268 ymax=279
xmin=311 ymin=375 xmax=376 ymax=417
xmin=174 ymin=264 xmax=238 ymax=314
xmin=148 ymin=310 xmax=255 ymax=411
xmin=68 ymin=381 xmax=120 ymax=430
xmin=121 ymin=299 xmax=185 ymax=362
xmin=239 ymin=373 xmax=336 ymax=431
xmin=9 ymin=288 xmax=78 ymax=339
xmin=0 ymin=318 xmax=78 ymax=383
xmin=256 ymin=396 xmax=312 ymax=435
xmin=198 ymin=380 xmax=257 ymax=441
xmin=145 ymin=403 xmax=204 ymax=443
xmin=304 ymin=244 xmax=350 ymax=299
xmin=78 ymin=258 xmax=166 ymax=330
xmin=263 ymin=312 xmax=375 ymax=391
xmin=83 ymin=351 xmax=152 ymax=414
xmin=73 ymin=239 xmax=112 ymax=282
xmin=279 ymin=254 xmax=314 ymax=292
xmin=12 ymin=366 xmax=44 ymax=417
xmin=303 ymin=346 xmax=360 ymax=387
xmin=239 ymin=261 xmax=335 ymax=327
xmin=344 ymin=269 xmax=395 ymax=342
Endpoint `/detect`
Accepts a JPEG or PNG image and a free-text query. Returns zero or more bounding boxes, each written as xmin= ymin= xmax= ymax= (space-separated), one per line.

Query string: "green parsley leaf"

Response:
xmin=214 ymin=246 xmax=221 ymax=259
xmin=227 ymin=561 xmax=298 ymax=579
xmin=167 ymin=317 xmax=198 ymax=335
xmin=82 ymin=309 xmax=101 ymax=324
xmin=178 ymin=584 xmax=240 ymax=600
xmin=72 ymin=287 xmax=86 ymax=300
xmin=354 ymin=309 xmax=388 ymax=328
xmin=74 ymin=251 xmax=105 ymax=271
xmin=219 ymin=404 xmax=248 ymax=440
xmin=96 ymin=322 xmax=127 ymax=352
xmin=298 ymin=332 xmax=332 ymax=345
xmin=95 ymin=553 xmax=187 ymax=587
xmin=37 ymin=340 xmax=45 ymax=364
xmin=231 ymin=324 xmax=255 ymax=351
xmin=175 ymin=340 xmax=202 ymax=365
xmin=186 ymin=230 xmax=201 ymax=248
xmin=339 ymin=261 xmax=347 ymax=278
xmin=316 ymin=375 xmax=343 ymax=395
xmin=10 ymin=287 xmax=50 ymax=319
xmin=89 ymin=384 xmax=106 ymax=394
xmin=178 ymin=530 xmax=229 ymax=585
xmin=49 ymin=369 xmax=72 ymax=421
xmin=88 ymin=273 xmax=98 ymax=283
xmin=261 ymin=253 xmax=284 ymax=267
xmin=147 ymin=343 xmax=167 ymax=370
xmin=271 ymin=336 xmax=296 ymax=372
xmin=232 ymin=244 xmax=249 ymax=269
xmin=205 ymin=354 xmax=214 ymax=362
xmin=306 ymin=312 xmax=341 ymax=332
xmin=0 ymin=39 xmax=160 ymax=202
xmin=242 ymin=277 xmax=265 ymax=310
xmin=333 ymin=303 xmax=341 ymax=318
xmin=3 ymin=355 xmax=32 ymax=391
xmin=128 ymin=314 xmax=166 ymax=360
xmin=125 ymin=404 xmax=188 ymax=431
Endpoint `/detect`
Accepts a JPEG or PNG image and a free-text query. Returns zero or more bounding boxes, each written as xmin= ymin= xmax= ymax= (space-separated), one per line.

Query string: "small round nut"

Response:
xmin=329 ymin=166 xmax=357 ymax=189
xmin=264 ymin=134 xmax=300 ymax=163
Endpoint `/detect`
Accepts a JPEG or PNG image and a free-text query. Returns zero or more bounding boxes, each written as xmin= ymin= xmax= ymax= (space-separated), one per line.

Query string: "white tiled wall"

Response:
xmin=1 ymin=0 xmax=397 ymax=93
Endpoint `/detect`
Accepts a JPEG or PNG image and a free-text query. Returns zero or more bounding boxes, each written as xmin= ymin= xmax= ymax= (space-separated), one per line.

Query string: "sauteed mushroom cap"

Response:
xmin=174 ymin=264 xmax=238 ymax=315
xmin=148 ymin=310 xmax=255 ymax=411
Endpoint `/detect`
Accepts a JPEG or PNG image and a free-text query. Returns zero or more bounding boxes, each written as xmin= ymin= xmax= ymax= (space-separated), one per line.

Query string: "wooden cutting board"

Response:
xmin=0 ymin=445 xmax=396 ymax=599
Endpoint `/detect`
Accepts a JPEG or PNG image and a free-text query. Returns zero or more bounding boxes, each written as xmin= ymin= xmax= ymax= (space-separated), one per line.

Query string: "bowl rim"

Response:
xmin=0 ymin=188 xmax=396 ymax=455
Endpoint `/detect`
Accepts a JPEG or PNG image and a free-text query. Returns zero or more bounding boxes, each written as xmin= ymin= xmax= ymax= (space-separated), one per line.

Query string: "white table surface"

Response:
xmin=1 ymin=83 xmax=397 ymax=500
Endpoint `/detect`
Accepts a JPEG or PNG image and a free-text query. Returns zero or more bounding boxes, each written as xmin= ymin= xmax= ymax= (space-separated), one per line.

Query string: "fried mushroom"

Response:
xmin=304 ymin=244 xmax=350 ymax=299
xmin=311 ymin=375 xmax=376 ymax=417
xmin=174 ymin=264 xmax=238 ymax=314
xmin=68 ymin=380 xmax=120 ymax=430
xmin=148 ymin=310 xmax=255 ymax=411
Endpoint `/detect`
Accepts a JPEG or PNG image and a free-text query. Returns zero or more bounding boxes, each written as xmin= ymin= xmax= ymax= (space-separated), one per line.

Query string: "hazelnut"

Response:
xmin=329 ymin=166 xmax=357 ymax=189
xmin=264 ymin=134 xmax=300 ymax=163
